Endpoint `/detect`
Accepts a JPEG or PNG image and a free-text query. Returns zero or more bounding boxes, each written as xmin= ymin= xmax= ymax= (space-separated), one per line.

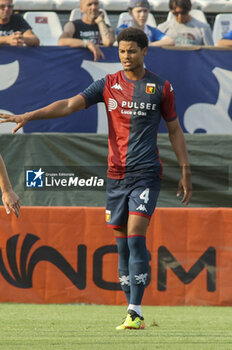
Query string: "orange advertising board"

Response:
xmin=0 ymin=207 xmax=231 ymax=305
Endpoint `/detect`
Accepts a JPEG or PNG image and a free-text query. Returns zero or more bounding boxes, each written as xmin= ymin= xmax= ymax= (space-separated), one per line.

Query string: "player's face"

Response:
xmin=119 ymin=41 xmax=147 ymax=72
xmin=130 ymin=7 xmax=149 ymax=28
xmin=172 ymin=6 xmax=190 ymax=24
xmin=80 ymin=0 xmax=99 ymax=20
xmin=0 ymin=0 xmax=13 ymax=23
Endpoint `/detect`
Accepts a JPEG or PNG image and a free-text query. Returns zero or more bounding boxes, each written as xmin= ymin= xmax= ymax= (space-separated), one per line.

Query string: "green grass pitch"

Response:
xmin=0 ymin=304 xmax=231 ymax=350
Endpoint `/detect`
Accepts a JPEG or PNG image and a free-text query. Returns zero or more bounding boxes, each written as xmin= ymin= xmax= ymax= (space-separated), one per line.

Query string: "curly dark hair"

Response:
xmin=117 ymin=27 xmax=148 ymax=49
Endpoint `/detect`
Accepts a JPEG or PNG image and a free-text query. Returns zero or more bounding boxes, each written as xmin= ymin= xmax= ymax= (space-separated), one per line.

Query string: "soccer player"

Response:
xmin=0 ymin=154 xmax=20 ymax=217
xmin=0 ymin=27 xmax=192 ymax=329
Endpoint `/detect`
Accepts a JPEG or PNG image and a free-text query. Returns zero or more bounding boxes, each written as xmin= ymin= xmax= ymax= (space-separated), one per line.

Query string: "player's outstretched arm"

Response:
xmin=0 ymin=155 xmax=20 ymax=217
xmin=0 ymin=94 xmax=86 ymax=134
xmin=165 ymin=118 xmax=192 ymax=206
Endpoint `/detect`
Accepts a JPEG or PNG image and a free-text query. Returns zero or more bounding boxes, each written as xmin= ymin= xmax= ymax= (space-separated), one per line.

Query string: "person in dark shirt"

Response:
xmin=58 ymin=0 xmax=114 ymax=61
xmin=0 ymin=27 xmax=192 ymax=330
xmin=0 ymin=0 xmax=39 ymax=46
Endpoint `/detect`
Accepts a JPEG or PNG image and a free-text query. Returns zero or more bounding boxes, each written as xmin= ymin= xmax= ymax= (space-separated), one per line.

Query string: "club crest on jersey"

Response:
xmin=105 ymin=210 xmax=111 ymax=222
xmin=111 ymin=83 xmax=123 ymax=90
xmin=146 ymin=83 xmax=156 ymax=94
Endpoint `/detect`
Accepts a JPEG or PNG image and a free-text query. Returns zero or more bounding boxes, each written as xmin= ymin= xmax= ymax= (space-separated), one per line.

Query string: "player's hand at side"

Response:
xmin=177 ymin=169 xmax=192 ymax=206
xmin=0 ymin=113 xmax=29 ymax=134
xmin=2 ymin=189 xmax=21 ymax=218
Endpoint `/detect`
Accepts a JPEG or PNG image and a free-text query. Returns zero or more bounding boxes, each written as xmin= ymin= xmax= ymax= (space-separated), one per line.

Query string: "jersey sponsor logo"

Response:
xmin=111 ymin=83 xmax=123 ymax=90
xmin=170 ymin=84 xmax=173 ymax=92
xmin=105 ymin=210 xmax=111 ymax=222
xmin=146 ymin=83 xmax=156 ymax=94
xmin=136 ymin=204 xmax=147 ymax=212
xmin=108 ymin=98 xmax=118 ymax=111
xmin=121 ymin=101 xmax=156 ymax=110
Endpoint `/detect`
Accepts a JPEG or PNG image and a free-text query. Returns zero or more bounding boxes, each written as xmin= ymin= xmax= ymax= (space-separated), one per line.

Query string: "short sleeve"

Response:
xmin=160 ymin=80 xmax=177 ymax=122
xmin=80 ymin=78 xmax=106 ymax=108
xmin=17 ymin=15 xmax=32 ymax=33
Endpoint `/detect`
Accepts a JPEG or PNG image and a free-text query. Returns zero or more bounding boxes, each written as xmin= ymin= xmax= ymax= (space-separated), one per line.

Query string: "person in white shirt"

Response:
xmin=158 ymin=0 xmax=213 ymax=46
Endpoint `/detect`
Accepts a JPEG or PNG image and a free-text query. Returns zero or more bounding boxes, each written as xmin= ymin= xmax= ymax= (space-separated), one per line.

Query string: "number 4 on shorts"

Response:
xmin=139 ymin=188 xmax=150 ymax=204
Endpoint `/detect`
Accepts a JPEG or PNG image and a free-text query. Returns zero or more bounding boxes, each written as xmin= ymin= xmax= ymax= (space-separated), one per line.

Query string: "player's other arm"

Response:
xmin=165 ymin=118 xmax=192 ymax=205
xmin=0 ymin=94 xmax=86 ymax=134
xmin=0 ymin=154 xmax=20 ymax=217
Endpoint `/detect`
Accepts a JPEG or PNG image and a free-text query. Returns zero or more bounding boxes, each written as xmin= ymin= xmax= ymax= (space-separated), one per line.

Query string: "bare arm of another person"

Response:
xmin=58 ymin=21 xmax=104 ymax=61
xmin=95 ymin=10 xmax=114 ymax=46
xmin=0 ymin=154 xmax=20 ymax=217
xmin=216 ymin=39 xmax=232 ymax=47
xmin=22 ymin=29 xmax=40 ymax=46
xmin=165 ymin=118 xmax=192 ymax=205
xmin=150 ymin=35 xmax=174 ymax=47
xmin=0 ymin=30 xmax=39 ymax=46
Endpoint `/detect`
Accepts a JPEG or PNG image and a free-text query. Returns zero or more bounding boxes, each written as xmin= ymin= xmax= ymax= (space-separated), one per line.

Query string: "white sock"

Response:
xmin=128 ymin=304 xmax=142 ymax=317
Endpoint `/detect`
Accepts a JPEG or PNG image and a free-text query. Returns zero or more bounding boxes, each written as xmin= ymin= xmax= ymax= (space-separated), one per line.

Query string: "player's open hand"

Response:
xmin=177 ymin=175 xmax=192 ymax=206
xmin=2 ymin=189 xmax=21 ymax=218
xmin=0 ymin=113 xmax=29 ymax=134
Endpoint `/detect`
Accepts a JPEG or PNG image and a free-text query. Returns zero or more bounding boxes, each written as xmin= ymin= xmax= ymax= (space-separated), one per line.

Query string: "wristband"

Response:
xmin=82 ymin=39 xmax=88 ymax=47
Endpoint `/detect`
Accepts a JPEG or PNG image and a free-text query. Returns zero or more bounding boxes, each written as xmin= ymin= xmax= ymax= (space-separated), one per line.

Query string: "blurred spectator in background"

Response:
xmin=116 ymin=0 xmax=174 ymax=46
xmin=0 ymin=154 xmax=20 ymax=217
xmin=0 ymin=0 xmax=39 ymax=46
xmin=58 ymin=0 xmax=114 ymax=61
xmin=158 ymin=0 xmax=213 ymax=46
xmin=217 ymin=30 xmax=232 ymax=47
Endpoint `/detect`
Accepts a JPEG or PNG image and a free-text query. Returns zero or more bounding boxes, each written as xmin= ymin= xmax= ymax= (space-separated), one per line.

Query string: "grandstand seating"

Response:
xmin=212 ymin=13 xmax=232 ymax=44
xmin=99 ymin=0 xmax=129 ymax=11
xmin=194 ymin=0 xmax=232 ymax=13
xmin=23 ymin=11 xmax=63 ymax=45
xmin=53 ymin=0 xmax=80 ymax=11
xmin=13 ymin=0 xmax=232 ymax=13
xmin=69 ymin=7 xmax=111 ymax=26
xmin=149 ymin=0 xmax=169 ymax=11
xmin=166 ymin=9 xmax=208 ymax=23
xmin=14 ymin=0 xmax=54 ymax=10
xmin=116 ymin=11 xmax=157 ymax=28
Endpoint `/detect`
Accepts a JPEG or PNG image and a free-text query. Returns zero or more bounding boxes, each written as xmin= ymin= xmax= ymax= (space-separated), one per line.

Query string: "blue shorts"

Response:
xmin=105 ymin=175 xmax=161 ymax=228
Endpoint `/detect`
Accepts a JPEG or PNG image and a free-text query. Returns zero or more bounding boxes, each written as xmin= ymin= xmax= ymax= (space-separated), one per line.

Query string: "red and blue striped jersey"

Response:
xmin=81 ymin=69 xmax=177 ymax=179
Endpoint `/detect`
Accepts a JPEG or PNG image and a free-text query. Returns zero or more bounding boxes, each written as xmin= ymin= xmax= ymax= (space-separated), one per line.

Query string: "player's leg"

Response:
xmin=127 ymin=214 xmax=149 ymax=317
xmin=105 ymin=178 xmax=131 ymax=304
xmin=114 ymin=227 xmax=130 ymax=303
xmin=115 ymin=215 xmax=148 ymax=330
xmin=119 ymin=180 xmax=160 ymax=330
